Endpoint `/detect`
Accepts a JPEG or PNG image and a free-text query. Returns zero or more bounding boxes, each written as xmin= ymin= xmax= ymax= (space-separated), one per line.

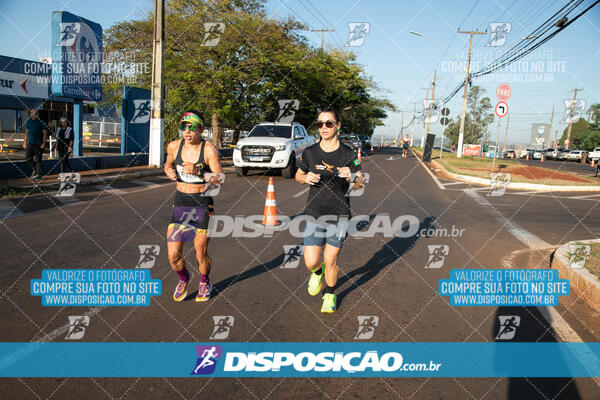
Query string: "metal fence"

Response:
xmin=82 ymin=121 xmax=121 ymax=147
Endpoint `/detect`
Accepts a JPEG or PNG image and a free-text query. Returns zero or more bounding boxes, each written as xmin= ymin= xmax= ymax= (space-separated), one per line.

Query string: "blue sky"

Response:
xmin=1 ymin=0 xmax=599 ymax=144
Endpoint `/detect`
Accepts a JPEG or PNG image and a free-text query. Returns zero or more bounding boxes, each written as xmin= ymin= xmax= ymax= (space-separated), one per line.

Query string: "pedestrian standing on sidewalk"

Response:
xmin=23 ymin=109 xmax=48 ymax=179
xmin=55 ymin=117 xmax=74 ymax=173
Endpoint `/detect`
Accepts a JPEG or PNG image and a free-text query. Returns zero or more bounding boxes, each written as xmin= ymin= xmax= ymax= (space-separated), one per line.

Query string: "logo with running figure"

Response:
xmin=201 ymin=23 xmax=225 ymax=47
xmin=191 ymin=345 xmax=222 ymax=375
xmin=354 ymin=315 xmax=379 ymax=339
xmin=65 ymin=316 xmax=90 ymax=340
xmin=495 ymin=315 xmax=520 ymax=340
xmin=486 ymin=22 xmax=512 ymax=47
xmin=56 ymin=23 xmax=80 ymax=46
xmin=561 ymin=99 xmax=587 ymax=123
xmin=488 ymin=172 xmax=511 ymax=197
xmin=276 ymin=99 xmax=300 ymax=123
xmin=425 ymin=245 xmax=449 ymax=269
xmin=136 ymin=245 xmax=160 ymax=268
xmin=345 ymin=22 xmax=370 ymax=47
xmin=281 ymin=245 xmax=303 ymax=269
xmin=131 ymin=100 xmax=151 ymax=124
xmin=168 ymin=207 xmax=205 ymax=242
xmin=56 ymin=172 xmax=81 ymax=197
xmin=346 ymin=172 xmax=369 ymax=197
xmin=210 ymin=316 xmax=235 ymax=340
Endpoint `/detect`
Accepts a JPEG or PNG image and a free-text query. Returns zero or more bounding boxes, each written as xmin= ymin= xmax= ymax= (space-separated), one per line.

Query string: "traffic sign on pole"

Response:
xmin=440 ymin=117 xmax=449 ymax=126
xmin=496 ymin=83 xmax=511 ymax=101
xmin=495 ymin=101 xmax=508 ymax=118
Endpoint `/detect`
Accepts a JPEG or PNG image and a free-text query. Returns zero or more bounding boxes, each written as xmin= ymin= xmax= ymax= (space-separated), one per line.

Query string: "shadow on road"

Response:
xmin=493 ymin=306 xmax=585 ymax=399
xmin=336 ymin=216 xmax=436 ymax=307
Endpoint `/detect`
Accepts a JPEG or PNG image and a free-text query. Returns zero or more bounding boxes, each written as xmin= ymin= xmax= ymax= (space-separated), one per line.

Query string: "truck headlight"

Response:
xmin=274 ymin=145 xmax=286 ymax=151
xmin=235 ymin=143 xmax=242 ymax=150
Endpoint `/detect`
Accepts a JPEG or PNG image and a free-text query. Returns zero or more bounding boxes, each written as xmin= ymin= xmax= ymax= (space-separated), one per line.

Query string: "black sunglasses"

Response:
xmin=316 ymin=120 xmax=336 ymax=129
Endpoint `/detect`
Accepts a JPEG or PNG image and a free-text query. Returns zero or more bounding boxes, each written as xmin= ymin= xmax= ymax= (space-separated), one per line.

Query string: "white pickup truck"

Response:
xmin=588 ymin=147 xmax=600 ymax=162
xmin=233 ymin=122 xmax=315 ymax=178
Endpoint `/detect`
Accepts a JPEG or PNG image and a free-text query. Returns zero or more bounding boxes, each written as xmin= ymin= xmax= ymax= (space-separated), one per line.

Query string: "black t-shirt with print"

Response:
xmin=299 ymin=142 xmax=361 ymax=218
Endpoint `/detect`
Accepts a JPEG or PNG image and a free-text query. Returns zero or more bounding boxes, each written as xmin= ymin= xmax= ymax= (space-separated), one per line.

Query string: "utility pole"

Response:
xmin=565 ymin=88 xmax=583 ymax=150
xmin=149 ymin=0 xmax=165 ymax=168
xmin=420 ymin=86 xmax=429 ymax=148
xmin=427 ymin=70 xmax=436 ymax=136
xmin=549 ymin=105 xmax=554 ymax=147
xmin=456 ymin=29 xmax=487 ymax=158
xmin=491 ymin=116 xmax=501 ymax=173
xmin=311 ymin=28 xmax=335 ymax=50
xmin=502 ymin=114 xmax=510 ymax=154
xmin=411 ymin=101 xmax=418 ymax=145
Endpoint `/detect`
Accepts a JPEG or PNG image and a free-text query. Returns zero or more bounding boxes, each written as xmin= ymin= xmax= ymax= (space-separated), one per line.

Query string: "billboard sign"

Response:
xmin=462 ymin=144 xmax=481 ymax=157
xmin=122 ymin=86 xmax=151 ymax=153
xmin=51 ymin=11 xmax=102 ymax=101
xmin=530 ymin=123 xmax=551 ymax=149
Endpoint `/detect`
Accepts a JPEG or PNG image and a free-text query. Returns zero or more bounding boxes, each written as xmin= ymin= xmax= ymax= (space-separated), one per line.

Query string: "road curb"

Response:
xmin=552 ymin=239 xmax=600 ymax=314
xmin=412 ymin=149 xmax=600 ymax=192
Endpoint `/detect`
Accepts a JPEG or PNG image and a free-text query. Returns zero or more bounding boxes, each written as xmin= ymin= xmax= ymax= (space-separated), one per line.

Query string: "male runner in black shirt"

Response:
xmin=295 ymin=108 xmax=363 ymax=313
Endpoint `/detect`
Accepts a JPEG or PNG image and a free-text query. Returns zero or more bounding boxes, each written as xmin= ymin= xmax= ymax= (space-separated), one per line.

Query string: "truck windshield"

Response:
xmin=249 ymin=125 xmax=291 ymax=138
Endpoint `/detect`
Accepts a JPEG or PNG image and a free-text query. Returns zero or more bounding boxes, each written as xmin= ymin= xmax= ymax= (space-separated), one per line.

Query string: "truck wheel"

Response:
xmin=282 ymin=155 xmax=296 ymax=179
xmin=235 ymin=167 xmax=248 ymax=177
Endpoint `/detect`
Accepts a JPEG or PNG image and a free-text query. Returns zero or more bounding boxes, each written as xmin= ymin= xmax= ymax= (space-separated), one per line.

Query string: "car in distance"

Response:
xmin=233 ymin=122 xmax=314 ymax=178
xmin=566 ymin=150 xmax=587 ymax=161
xmin=339 ymin=133 xmax=362 ymax=152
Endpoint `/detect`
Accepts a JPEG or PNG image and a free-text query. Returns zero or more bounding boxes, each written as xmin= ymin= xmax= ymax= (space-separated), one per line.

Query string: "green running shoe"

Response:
xmin=308 ymin=264 xmax=324 ymax=296
xmin=321 ymin=293 xmax=337 ymax=313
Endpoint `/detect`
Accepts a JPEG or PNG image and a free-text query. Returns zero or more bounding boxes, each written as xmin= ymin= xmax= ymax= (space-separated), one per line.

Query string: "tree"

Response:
xmin=102 ymin=0 xmax=394 ymax=148
xmin=443 ymin=86 xmax=494 ymax=147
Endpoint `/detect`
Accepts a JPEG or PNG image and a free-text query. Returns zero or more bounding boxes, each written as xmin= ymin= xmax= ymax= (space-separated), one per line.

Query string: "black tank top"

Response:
xmin=174 ymin=139 xmax=212 ymax=184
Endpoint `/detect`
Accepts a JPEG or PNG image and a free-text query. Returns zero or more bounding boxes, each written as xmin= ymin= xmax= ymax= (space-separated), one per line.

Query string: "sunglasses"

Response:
xmin=179 ymin=122 xmax=200 ymax=132
xmin=316 ymin=120 xmax=336 ymax=129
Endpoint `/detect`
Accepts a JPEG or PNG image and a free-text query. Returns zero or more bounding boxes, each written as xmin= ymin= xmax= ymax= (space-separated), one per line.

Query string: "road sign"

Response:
xmin=496 ymin=83 xmax=511 ymax=101
xmin=440 ymin=117 xmax=449 ymax=126
xmin=495 ymin=101 xmax=508 ymax=118
xmin=441 ymin=107 xmax=450 ymax=116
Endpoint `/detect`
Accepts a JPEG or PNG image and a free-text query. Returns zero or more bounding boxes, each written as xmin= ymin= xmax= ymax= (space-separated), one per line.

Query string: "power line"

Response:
xmin=440 ymin=0 xmax=599 ymax=104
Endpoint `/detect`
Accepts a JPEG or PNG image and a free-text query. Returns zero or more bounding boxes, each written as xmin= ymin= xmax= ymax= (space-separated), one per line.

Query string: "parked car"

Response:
xmin=588 ymin=147 xmax=600 ymax=162
xmin=233 ymin=122 xmax=314 ymax=178
xmin=359 ymin=135 xmax=371 ymax=149
xmin=532 ymin=149 xmax=544 ymax=159
xmin=520 ymin=148 xmax=535 ymax=158
xmin=502 ymin=150 xmax=516 ymax=159
xmin=545 ymin=148 xmax=558 ymax=159
xmin=566 ymin=150 xmax=587 ymax=161
xmin=339 ymin=133 xmax=362 ymax=152
xmin=556 ymin=148 xmax=570 ymax=160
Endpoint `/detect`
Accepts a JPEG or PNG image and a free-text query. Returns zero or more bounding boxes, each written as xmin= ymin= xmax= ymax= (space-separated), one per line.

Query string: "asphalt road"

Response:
xmin=1 ymin=148 xmax=600 ymax=399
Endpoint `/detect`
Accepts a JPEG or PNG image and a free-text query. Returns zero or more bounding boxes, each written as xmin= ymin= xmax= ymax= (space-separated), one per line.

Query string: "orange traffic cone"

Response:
xmin=261 ymin=177 xmax=280 ymax=226
xmin=358 ymin=147 xmax=362 ymax=163
xmin=541 ymin=154 xmax=544 ymax=162
xmin=370 ymin=145 xmax=374 ymax=154
xmin=526 ymin=153 xmax=530 ymax=160
xmin=591 ymin=158 xmax=596 ymax=168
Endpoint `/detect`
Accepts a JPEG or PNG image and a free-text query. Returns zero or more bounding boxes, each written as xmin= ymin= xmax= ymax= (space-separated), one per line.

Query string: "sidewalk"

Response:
xmin=0 ymin=160 xmax=234 ymax=190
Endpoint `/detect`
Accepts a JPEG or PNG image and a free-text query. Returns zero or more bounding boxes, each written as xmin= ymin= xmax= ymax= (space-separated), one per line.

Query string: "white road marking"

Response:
xmin=133 ymin=180 xmax=161 ymax=188
xmin=0 ymin=199 xmax=23 ymax=219
xmin=463 ymin=189 xmax=551 ymax=250
xmin=569 ymin=193 xmax=600 ymax=200
xmin=442 ymin=182 xmax=467 ymax=186
xmin=92 ymin=185 xmax=127 ymax=196
xmin=412 ymin=150 xmax=445 ymax=190
xmin=293 ymin=187 xmax=309 ymax=198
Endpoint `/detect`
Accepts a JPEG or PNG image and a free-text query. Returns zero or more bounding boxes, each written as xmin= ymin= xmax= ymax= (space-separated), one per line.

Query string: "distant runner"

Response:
xmin=164 ymin=110 xmax=223 ymax=302
xmin=295 ymin=107 xmax=363 ymax=313
xmin=402 ymin=134 xmax=411 ymax=158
